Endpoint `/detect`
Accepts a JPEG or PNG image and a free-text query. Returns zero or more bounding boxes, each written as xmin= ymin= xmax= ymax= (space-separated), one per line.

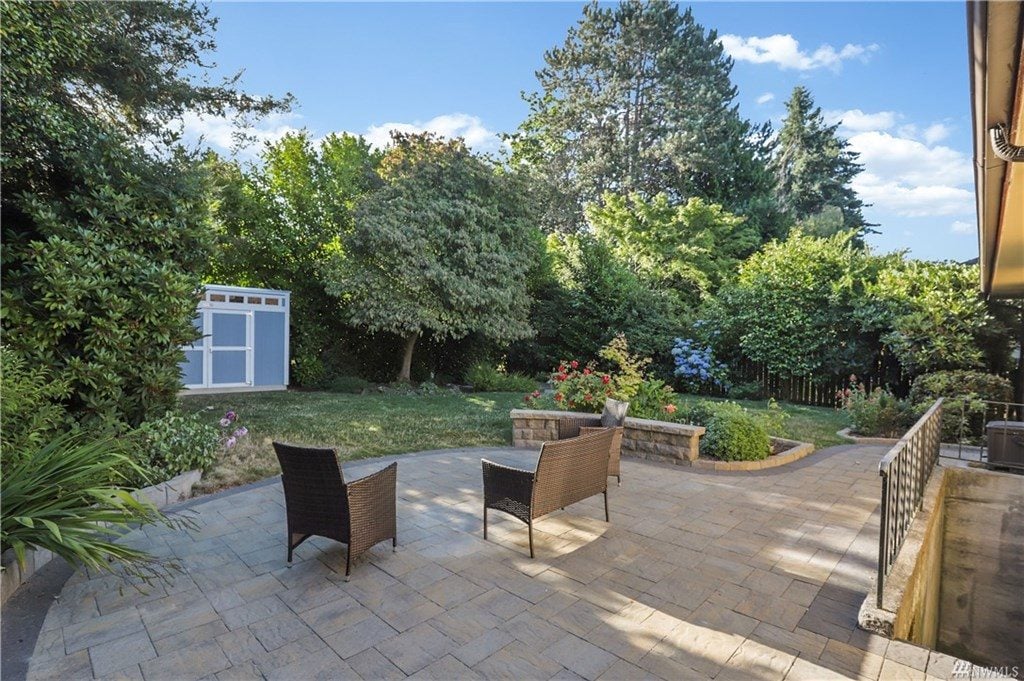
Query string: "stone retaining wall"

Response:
xmin=510 ymin=409 xmax=705 ymax=464
xmin=0 ymin=469 xmax=202 ymax=604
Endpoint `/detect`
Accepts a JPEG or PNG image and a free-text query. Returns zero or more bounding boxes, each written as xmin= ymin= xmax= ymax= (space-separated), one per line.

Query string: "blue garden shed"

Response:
xmin=179 ymin=285 xmax=290 ymax=393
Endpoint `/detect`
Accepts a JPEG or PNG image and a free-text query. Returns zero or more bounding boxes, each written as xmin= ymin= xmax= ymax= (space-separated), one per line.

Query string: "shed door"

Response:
xmin=207 ymin=310 xmax=253 ymax=388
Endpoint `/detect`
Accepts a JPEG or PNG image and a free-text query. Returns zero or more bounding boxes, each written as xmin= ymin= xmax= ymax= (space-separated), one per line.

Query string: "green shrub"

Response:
xmin=629 ymin=378 xmax=679 ymax=420
xmin=466 ymin=363 xmax=537 ymax=393
xmin=702 ymin=411 xmax=771 ymax=461
xmin=323 ymin=375 xmax=371 ymax=394
xmin=842 ymin=385 xmax=919 ymax=438
xmin=0 ymin=347 xmax=71 ymax=468
xmin=728 ymin=381 xmax=764 ymax=400
xmin=130 ymin=412 xmax=219 ymax=485
xmin=1 ymin=432 xmax=180 ymax=582
xmin=909 ymin=371 xmax=1014 ymax=443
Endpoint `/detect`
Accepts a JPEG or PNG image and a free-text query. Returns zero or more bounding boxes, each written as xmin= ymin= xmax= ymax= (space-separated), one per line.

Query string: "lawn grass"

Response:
xmin=181 ymin=389 xmax=851 ymax=491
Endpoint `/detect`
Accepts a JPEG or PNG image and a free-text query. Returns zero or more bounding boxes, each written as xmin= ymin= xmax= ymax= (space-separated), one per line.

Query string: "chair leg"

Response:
xmin=528 ymin=520 xmax=534 ymax=559
xmin=483 ymin=506 xmax=488 ymax=540
xmin=617 ymin=475 xmax=621 ymax=487
xmin=393 ymin=536 xmax=397 ymax=552
xmin=345 ymin=547 xmax=352 ymax=582
xmin=604 ymin=490 xmax=609 ymax=522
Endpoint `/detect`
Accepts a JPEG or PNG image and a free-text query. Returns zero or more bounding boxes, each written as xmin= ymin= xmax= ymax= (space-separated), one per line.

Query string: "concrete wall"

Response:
xmin=937 ymin=468 xmax=1024 ymax=667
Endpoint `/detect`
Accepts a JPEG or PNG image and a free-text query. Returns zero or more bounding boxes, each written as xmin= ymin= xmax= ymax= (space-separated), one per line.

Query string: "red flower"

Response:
xmin=557 ymin=373 xmax=567 ymax=382
xmin=570 ymin=360 xmax=579 ymax=369
xmin=523 ymin=395 xmax=531 ymax=403
xmin=583 ymin=368 xmax=592 ymax=375
xmin=532 ymin=390 xmax=541 ymax=398
xmin=554 ymin=392 xmax=564 ymax=402
xmin=568 ymin=400 xmax=576 ymax=408
xmin=601 ymin=375 xmax=610 ymax=385
xmin=558 ymin=364 xmax=566 ymax=373
xmin=663 ymin=404 xmax=677 ymax=414
xmin=584 ymin=393 xmax=593 ymax=402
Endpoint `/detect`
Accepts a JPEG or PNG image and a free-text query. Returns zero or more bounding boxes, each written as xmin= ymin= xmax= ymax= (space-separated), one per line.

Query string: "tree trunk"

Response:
xmin=398 ymin=331 xmax=418 ymax=383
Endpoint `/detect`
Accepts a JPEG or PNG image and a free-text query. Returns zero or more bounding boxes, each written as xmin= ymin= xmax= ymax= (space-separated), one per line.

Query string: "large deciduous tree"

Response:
xmin=206 ymin=131 xmax=381 ymax=385
xmin=328 ymin=133 xmax=539 ymax=382
xmin=511 ymin=0 xmax=780 ymax=236
xmin=1 ymin=1 xmax=288 ymax=430
xmin=770 ymin=86 xmax=871 ymax=239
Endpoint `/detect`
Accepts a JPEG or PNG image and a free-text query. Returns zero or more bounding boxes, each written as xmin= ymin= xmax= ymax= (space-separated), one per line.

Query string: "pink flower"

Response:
xmin=583 ymin=368 xmax=592 ymax=375
xmin=233 ymin=427 xmax=248 ymax=438
xmin=225 ymin=411 xmax=237 ymax=422
xmin=225 ymin=436 xmax=237 ymax=449
xmin=219 ymin=418 xmax=231 ymax=428
xmin=570 ymin=360 xmax=579 ymax=369
xmin=601 ymin=375 xmax=610 ymax=385
xmin=556 ymin=373 xmax=567 ymax=382
xmin=663 ymin=404 xmax=677 ymax=414
xmin=531 ymin=390 xmax=541 ymax=398
xmin=558 ymin=364 xmax=566 ymax=373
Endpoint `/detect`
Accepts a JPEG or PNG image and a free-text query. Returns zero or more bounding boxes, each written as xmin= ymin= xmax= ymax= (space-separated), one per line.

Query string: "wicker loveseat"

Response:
xmin=273 ymin=442 xmax=397 ymax=579
xmin=481 ymin=428 xmax=616 ymax=558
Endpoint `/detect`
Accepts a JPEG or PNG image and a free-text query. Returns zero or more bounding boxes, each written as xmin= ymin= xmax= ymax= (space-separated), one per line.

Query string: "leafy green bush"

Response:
xmin=728 ymin=381 xmax=764 ymax=400
xmin=841 ymin=384 xmax=919 ymax=438
xmin=702 ymin=411 xmax=771 ymax=461
xmin=909 ymin=371 xmax=1014 ymax=443
xmin=629 ymin=378 xmax=678 ymax=420
xmin=322 ymin=375 xmax=371 ymax=394
xmin=130 ymin=412 xmax=219 ymax=486
xmin=1 ymin=347 xmax=71 ymax=468
xmin=465 ymin=363 xmax=537 ymax=393
xmin=1 ymin=432 xmax=180 ymax=581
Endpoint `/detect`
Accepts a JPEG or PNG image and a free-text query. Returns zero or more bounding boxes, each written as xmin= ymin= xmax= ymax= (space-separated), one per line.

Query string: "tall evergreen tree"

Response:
xmin=511 ymin=0 xmax=780 ymax=236
xmin=770 ymin=86 xmax=872 ymax=238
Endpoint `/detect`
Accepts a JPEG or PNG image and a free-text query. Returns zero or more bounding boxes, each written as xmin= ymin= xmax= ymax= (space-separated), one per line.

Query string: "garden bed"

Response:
xmin=511 ymin=409 xmax=814 ymax=470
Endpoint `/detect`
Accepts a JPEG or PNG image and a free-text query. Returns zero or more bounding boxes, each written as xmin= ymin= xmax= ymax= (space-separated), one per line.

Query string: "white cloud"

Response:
xmin=950 ymin=220 xmax=975 ymax=234
xmin=719 ymin=34 xmax=879 ymax=71
xmin=848 ymin=131 xmax=975 ymax=218
xmin=179 ymin=111 xmax=302 ymax=155
xmin=922 ymin=123 xmax=952 ymax=145
xmin=362 ymin=113 xmax=504 ymax=154
xmin=824 ymin=109 xmax=896 ymax=134
xmin=756 ymin=92 xmax=775 ymax=105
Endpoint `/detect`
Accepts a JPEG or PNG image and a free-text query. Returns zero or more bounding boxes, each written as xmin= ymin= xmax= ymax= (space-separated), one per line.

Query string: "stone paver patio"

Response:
xmin=23 ymin=444 xmax=962 ymax=680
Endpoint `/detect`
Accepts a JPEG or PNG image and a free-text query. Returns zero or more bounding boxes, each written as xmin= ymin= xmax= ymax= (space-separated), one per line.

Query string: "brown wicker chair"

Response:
xmin=481 ymin=428 xmax=615 ymax=558
xmin=557 ymin=415 xmax=624 ymax=485
xmin=273 ymin=442 xmax=397 ymax=579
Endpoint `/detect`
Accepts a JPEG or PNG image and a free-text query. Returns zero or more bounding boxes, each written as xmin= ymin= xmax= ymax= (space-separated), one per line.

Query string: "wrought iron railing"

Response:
xmin=944 ymin=399 xmax=1024 ymax=463
xmin=877 ymin=397 xmax=944 ymax=606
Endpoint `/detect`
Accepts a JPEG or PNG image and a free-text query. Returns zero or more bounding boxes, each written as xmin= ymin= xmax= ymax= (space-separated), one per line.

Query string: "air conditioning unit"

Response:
xmin=986 ymin=421 xmax=1024 ymax=470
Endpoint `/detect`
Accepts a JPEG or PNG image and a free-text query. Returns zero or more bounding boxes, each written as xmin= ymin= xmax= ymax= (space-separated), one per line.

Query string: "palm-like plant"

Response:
xmin=1 ymin=432 xmax=183 ymax=583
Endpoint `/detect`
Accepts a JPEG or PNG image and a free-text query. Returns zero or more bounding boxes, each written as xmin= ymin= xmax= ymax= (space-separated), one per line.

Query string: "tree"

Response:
xmin=770 ymin=87 xmax=871 ymax=238
xmin=206 ymin=131 xmax=381 ymax=384
xmin=327 ymin=133 xmax=539 ymax=382
xmin=511 ymin=0 xmax=778 ymax=234
xmin=587 ymin=193 xmax=758 ymax=305
xmin=705 ymin=231 xmax=890 ymax=379
xmin=1 ymin=1 xmax=288 ymax=430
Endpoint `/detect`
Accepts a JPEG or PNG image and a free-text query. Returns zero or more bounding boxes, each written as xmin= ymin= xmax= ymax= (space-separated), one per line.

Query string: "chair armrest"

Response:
xmin=481 ymin=459 xmax=534 ymax=522
xmin=345 ymin=462 xmax=397 ymax=556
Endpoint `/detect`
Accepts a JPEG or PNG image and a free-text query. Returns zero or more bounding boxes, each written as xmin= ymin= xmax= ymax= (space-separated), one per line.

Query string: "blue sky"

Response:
xmin=191 ymin=2 xmax=977 ymax=262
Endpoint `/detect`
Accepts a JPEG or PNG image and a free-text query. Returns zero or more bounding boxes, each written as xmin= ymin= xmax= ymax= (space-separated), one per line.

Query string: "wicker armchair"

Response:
xmin=556 ymin=415 xmax=625 ymax=485
xmin=273 ymin=442 xmax=397 ymax=579
xmin=482 ymin=428 xmax=615 ymax=558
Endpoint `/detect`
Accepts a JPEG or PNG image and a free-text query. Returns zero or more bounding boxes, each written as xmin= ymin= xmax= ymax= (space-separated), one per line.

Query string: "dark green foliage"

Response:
xmin=770 ymin=87 xmax=871 ymax=238
xmin=513 ymin=0 xmax=781 ymax=235
xmin=507 ymin=234 xmax=681 ymax=375
xmin=129 ymin=412 xmax=219 ymax=485
xmin=320 ymin=375 xmax=372 ymax=394
xmin=842 ymin=386 xmax=920 ymax=438
xmin=727 ymin=381 xmax=764 ymax=400
xmin=0 ymin=347 xmax=72 ymax=468
xmin=465 ymin=364 xmax=538 ymax=393
xmin=329 ymin=133 xmax=539 ymax=381
xmin=909 ymin=371 xmax=1014 ymax=443
xmin=1 ymin=1 xmax=288 ymax=430
xmin=702 ymin=411 xmax=771 ymax=461
xmin=207 ymin=132 xmax=382 ymax=386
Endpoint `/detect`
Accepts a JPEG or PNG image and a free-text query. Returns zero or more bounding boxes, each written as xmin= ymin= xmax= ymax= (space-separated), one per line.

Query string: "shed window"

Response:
xmin=248 ymin=297 xmax=262 ymax=304
xmin=229 ymin=295 xmax=245 ymax=303
xmin=264 ymin=297 xmax=279 ymax=306
xmin=209 ymin=294 xmax=226 ymax=302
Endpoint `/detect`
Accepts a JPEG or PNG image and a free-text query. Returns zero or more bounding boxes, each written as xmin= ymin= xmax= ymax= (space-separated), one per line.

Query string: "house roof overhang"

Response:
xmin=969 ymin=0 xmax=1024 ymax=298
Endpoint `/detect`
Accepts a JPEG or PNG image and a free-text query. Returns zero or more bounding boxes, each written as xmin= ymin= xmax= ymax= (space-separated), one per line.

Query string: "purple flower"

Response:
xmin=219 ymin=418 xmax=231 ymax=428
xmin=225 ymin=411 xmax=237 ymax=423
xmin=225 ymin=436 xmax=237 ymax=449
xmin=233 ymin=427 xmax=248 ymax=438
